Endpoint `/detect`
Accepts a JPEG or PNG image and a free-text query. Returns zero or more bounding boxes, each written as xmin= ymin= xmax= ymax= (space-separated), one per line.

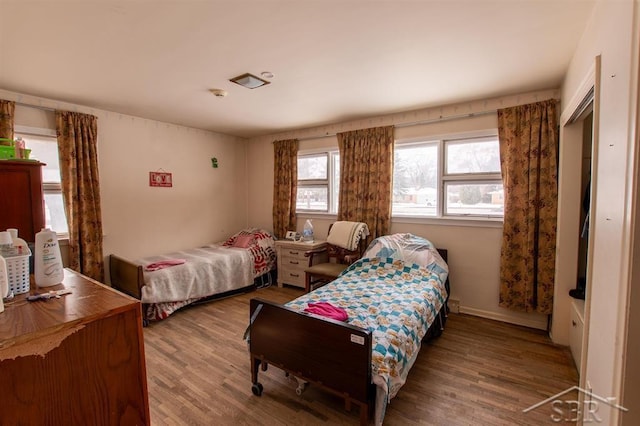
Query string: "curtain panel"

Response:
xmin=272 ymin=138 xmax=299 ymax=239
xmin=337 ymin=126 xmax=394 ymax=244
xmin=0 ymin=100 xmax=15 ymax=140
xmin=497 ymin=99 xmax=558 ymax=314
xmin=56 ymin=110 xmax=104 ymax=282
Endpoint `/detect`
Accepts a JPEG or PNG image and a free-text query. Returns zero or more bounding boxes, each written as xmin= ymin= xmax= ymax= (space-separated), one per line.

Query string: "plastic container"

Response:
xmin=5 ymin=247 xmax=31 ymax=294
xmin=34 ymin=228 xmax=64 ymax=288
xmin=7 ymin=228 xmax=29 ymax=256
xmin=303 ymin=219 xmax=314 ymax=242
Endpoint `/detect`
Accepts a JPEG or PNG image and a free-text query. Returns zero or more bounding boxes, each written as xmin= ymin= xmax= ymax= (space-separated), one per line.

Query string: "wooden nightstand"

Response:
xmin=275 ymin=240 xmax=327 ymax=288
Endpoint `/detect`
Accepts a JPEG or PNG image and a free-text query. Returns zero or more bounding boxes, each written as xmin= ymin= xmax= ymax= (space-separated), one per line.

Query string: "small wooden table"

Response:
xmin=0 ymin=268 xmax=150 ymax=425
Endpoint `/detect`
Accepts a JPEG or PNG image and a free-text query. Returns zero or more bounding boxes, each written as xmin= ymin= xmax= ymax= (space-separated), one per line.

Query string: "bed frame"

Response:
xmin=248 ymin=249 xmax=449 ymax=425
xmin=109 ymin=254 xmax=273 ymax=324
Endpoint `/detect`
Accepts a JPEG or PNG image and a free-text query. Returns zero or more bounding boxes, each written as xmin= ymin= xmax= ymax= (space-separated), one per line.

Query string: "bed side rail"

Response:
xmin=249 ymin=298 xmax=372 ymax=403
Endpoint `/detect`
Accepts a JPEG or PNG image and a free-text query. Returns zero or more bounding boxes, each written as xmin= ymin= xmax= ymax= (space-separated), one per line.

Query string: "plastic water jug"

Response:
xmin=303 ymin=219 xmax=314 ymax=242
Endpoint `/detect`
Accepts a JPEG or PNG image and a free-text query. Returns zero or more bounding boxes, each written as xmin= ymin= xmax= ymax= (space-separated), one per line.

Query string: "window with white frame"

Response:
xmin=296 ymin=151 xmax=340 ymax=213
xmin=14 ymin=129 xmax=69 ymax=235
xmin=296 ymin=134 xmax=503 ymax=220
xmin=393 ymin=135 xmax=503 ymax=218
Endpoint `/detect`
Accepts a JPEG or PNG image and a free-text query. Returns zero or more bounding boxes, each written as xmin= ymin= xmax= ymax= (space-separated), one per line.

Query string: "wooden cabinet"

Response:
xmin=0 ymin=269 xmax=150 ymax=425
xmin=275 ymin=240 xmax=327 ymax=288
xmin=0 ymin=160 xmax=45 ymax=242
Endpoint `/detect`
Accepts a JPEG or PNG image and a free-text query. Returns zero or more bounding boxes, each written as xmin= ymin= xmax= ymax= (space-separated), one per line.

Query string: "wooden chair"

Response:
xmin=303 ymin=224 xmax=368 ymax=293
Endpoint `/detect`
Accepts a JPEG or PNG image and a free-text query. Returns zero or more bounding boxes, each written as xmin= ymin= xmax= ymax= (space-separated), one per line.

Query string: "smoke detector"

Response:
xmin=209 ymin=88 xmax=228 ymax=98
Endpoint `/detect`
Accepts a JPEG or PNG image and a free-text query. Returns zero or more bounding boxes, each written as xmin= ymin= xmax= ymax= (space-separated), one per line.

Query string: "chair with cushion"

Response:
xmin=304 ymin=221 xmax=369 ymax=293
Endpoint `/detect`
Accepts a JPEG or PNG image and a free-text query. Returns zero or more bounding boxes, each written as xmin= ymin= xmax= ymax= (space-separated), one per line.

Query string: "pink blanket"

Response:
xmin=145 ymin=259 xmax=186 ymax=272
xmin=304 ymin=302 xmax=348 ymax=321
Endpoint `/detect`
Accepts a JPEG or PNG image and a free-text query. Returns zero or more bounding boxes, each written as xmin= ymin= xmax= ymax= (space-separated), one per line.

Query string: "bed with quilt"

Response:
xmin=110 ymin=228 xmax=277 ymax=322
xmin=248 ymin=233 xmax=449 ymax=425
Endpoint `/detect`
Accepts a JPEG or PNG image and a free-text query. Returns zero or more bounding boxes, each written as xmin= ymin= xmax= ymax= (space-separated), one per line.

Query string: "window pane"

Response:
xmin=392 ymin=144 xmax=438 ymax=216
xmin=298 ymin=154 xmax=328 ymax=180
xmin=446 ymin=138 xmax=501 ymax=174
xmin=445 ymin=182 xmax=504 ymax=216
xmin=296 ymin=186 xmax=328 ymax=211
xmin=44 ymin=192 xmax=69 ymax=234
xmin=17 ymin=134 xmax=61 ymax=183
xmin=16 ymin=133 xmax=69 ymax=234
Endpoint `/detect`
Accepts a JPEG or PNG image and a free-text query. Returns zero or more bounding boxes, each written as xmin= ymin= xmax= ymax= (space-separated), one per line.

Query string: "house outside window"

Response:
xmin=14 ymin=129 xmax=69 ymax=236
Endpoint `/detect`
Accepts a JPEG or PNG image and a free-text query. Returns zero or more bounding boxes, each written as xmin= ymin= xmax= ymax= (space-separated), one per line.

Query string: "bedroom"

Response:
xmin=0 ymin=0 xmax=638 ymax=424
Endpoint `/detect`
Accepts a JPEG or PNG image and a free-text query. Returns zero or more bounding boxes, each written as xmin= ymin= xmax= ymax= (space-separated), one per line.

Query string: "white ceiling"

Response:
xmin=0 ymin=1 xmax=595 ymax=138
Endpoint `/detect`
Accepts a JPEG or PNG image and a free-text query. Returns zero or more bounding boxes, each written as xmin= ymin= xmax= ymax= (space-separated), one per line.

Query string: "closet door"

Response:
xmin=0 ymin=161 xmax=45 ymax=242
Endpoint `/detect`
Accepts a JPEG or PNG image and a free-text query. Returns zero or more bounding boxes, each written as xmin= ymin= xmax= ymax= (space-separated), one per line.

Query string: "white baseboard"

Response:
xmin=459 ymin=305 xmax=548 ymax=330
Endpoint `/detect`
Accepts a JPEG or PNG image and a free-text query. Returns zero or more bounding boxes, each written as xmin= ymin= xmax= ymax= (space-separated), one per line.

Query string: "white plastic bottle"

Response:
xmin=0 ymin=256 xmax=8 ymax=313
xmin=34 ymin=228 xmax=64 ymax=287
xmin=7 ymin=228 xmax=28 ymax=255
xmin=303 ymin=219 xmax=314 ymax=242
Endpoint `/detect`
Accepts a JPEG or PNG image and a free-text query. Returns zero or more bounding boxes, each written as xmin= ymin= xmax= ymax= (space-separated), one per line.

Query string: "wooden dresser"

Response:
xmin=0 ymin=160 xmax=45 ymax=242
xmin=0 ymin=269 xmax=150 ymax=425
xmin=275 ymin=239 xmax=327 ymax=288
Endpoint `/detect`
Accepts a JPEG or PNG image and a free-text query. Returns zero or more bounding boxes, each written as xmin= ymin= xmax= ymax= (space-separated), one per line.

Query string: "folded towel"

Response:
xmin=327 ymin=221 xmax=369 ymax=251
xmin=304 ymin=302 xmax=348 ymax=321
xmin=145 ymin=259 xmax=186 ymax=272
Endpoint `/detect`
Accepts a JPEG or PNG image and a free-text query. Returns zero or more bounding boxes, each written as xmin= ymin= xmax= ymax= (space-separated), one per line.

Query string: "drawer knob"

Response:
xmin=290 ymin=273 xmax=299 ymax=278
xmin=572 ymin=320 xmax=577 ymax=327
xmin=289 ymin=251 xmax=299 ymax=255
xmin=289 ymin=260 xmax=299 ymax=265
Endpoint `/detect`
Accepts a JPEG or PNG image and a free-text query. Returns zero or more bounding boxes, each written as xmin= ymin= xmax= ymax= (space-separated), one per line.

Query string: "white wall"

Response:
xmin=561 ymin=0 xmax=639 ymax=422
xmin=247 ymin=89 xmax=559 ymax=330
xmin=1 ymin=89 xmax=250 ymax=275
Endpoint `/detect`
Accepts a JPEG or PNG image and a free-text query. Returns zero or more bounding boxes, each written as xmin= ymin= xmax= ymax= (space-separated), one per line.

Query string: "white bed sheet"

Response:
xmin=138 ymin=244 xmax=253 ymax=304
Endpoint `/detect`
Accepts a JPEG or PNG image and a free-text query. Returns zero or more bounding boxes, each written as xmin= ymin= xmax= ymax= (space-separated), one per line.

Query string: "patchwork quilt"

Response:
xmin=286 ymin=256 xmax=448 ymax=416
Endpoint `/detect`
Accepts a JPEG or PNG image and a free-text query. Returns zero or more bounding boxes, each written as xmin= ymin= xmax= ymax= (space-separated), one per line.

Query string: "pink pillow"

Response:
xmin=233 ymin=234 xmax=254 ymax=248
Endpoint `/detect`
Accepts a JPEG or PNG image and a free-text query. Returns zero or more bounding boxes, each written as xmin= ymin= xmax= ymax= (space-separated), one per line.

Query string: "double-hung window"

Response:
xmin=393 ymin=135 xmax=503 ymax=219
xmin=296 ymin=151 xmax=340 ymax=213
xmin=14 ymin=128 xmax=69 ymax=235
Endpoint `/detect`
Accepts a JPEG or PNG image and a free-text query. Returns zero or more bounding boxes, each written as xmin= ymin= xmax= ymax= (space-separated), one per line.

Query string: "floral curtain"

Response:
xmin=272 ymin=138 xmax=298 ymax=239
xmin=56 ymin=111 xmax=104 ymax=282
xmin=337 ymin=126 xmax=394 ymax=245
xmin=498 ymin=99 xmax=558 ymax=314
xmin=0 ymin=100 xmax=15 ymax=140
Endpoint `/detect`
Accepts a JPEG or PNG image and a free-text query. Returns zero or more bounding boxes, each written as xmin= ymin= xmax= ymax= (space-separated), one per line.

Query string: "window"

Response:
xmin=14 ymin=129 xmax=69 ymax=235
xmin=296 ymin=134 xmax=503 ymax=220
xmin=393 ymin=135 xmax=503 ymax=218
xmin=296 ymin=151 xmax=340 ymax=213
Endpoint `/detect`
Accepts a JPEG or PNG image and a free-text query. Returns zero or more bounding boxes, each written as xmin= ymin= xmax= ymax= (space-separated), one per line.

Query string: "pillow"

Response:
xmin=232 ymin=234 xmax=254 ymax=248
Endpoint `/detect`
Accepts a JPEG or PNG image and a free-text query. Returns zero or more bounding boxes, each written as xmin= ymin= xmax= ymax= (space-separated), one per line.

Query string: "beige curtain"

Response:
xmin=337 ymin=126 xmax=394 ymax=245
xmin=272 ymin=139 xmax=298 ymax=239
xmin=498 ymin=99 xmax=558 ymax=314
xmin=0 ymin=100 xmax=15 ymax=140
xmin=56 ymin=111 xmax=104 ymax=282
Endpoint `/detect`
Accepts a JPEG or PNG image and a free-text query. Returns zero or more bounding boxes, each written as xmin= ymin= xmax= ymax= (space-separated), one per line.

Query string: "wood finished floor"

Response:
xmin=143 ymin=285 xmax=578 ymax=425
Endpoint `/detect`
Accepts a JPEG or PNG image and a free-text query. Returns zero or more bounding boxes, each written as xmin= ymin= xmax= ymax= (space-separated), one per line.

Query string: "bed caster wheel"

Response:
xmin=295 ymin=378 xmax=307 ymax=396
xmin=251 ymin=383 xmax=263 ymax=396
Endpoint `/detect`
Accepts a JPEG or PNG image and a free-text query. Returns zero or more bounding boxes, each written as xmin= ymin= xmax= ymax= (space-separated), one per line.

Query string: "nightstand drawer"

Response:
xmin=275 ymin=239 xmax=327 ymax=288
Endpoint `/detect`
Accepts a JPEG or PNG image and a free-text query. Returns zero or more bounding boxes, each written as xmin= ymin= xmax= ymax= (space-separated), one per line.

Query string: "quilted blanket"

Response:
xmin=286 ymin=256 xmax=447 ymax=422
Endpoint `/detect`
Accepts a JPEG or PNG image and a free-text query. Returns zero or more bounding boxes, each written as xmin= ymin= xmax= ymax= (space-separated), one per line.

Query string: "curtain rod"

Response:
xmin=288 ymin=109 xmax=498 ymax=142
xmin=15 ymin=101 xmax=56 ymax=112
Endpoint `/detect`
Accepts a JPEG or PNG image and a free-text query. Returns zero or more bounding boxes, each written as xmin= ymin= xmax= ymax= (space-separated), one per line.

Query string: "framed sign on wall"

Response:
xmin=149 ymin=171 xmax=172 ymax=187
